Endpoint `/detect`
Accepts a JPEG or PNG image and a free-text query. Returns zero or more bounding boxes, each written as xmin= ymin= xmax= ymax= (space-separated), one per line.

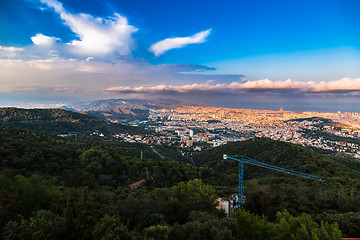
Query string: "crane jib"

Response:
xmin=222 ymin=154 xmax=325 ymax=208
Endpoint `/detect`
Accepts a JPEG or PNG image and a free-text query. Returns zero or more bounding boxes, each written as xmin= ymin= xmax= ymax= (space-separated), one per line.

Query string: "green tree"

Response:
xmin=19 ymin=210 xmax=63 ymax=240
xmin=144 ymin=225 xmax=169 ymax=240
xmin=92 ymin=215 xmax=132 ymax=240
xmin=2 ymin=221 xmax=19 ymax=240
xmin=313 ymin=212 xmax=360 ymax=237
xmin=0 ymin=189 xmax=18 ymax=233
xmin=188 ymin=210 xmax=220 ymax=222
xmin=80 ymin=148 xmax=114 ymax=177
xmin=277 ymin=210 xmax=342 ymax=240
xmin=64 ymin=196 xmax=75 ymax=239
xmin=74 ymin=187 xmax=99 ymax=240
xmin=232 ymin=209 xmax=282 ymax=240
xmin=11 ymin=175 xmax=48 ymax=218
xmin=169 ymin=218 xmax=237 ymax=240
xmin=171 ymin=179 xmax=217 ymax=223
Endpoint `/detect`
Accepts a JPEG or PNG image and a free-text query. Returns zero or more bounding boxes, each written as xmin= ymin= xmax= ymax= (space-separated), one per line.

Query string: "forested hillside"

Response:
xmin=0 ymin=107 xmax=149 ymax=140
xmin=0 ymin=127 xmax=200 ymax=188
xmin=194 ymin=138 xmax=360 ymax=183
xmin=1 ymin=109 xmax=360 ymax=238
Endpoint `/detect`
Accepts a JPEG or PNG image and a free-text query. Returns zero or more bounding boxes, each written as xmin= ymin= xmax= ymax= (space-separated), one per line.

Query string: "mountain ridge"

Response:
xmin=64 ymin=98 xmax=203 ymax=112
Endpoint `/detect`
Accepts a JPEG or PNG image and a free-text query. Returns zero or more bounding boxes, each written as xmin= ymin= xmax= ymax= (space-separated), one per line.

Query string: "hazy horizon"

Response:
xmin=1 ymin=96 xmax=359 ymax=114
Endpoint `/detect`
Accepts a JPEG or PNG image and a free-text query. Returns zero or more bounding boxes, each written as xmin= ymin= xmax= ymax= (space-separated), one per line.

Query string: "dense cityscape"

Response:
xmin=108 ymin=106 xmax=360 ymax=158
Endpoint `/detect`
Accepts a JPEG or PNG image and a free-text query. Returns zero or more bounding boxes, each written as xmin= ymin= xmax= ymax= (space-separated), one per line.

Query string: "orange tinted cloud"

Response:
xmin=107 ymin=78 xmax=360 ymax=94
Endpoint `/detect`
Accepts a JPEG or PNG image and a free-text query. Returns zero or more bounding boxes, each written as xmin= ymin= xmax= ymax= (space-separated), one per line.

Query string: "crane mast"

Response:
xmin=223 ymin=154 xmax=325 ymax=208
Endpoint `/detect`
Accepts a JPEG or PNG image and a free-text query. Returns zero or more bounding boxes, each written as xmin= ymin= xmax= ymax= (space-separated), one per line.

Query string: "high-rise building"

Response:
xmin=189 ymin=129 xmax=194 ymax=137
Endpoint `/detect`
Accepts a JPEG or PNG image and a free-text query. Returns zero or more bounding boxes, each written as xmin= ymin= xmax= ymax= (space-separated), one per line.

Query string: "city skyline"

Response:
xmin=1 ymin=0 xmax=360 ymax=111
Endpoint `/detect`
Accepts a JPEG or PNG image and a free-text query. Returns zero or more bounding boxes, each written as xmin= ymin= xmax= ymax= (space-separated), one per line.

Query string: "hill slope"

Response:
xmin=194 ymin=137 xmax=360 ymax=184
xmin=0 ymin=126 xmax=199 ymax=187
xmin=85 ymin=107 xmax=149 ymax=123
xmin=0 ymin=107 xmax=149 ymax=140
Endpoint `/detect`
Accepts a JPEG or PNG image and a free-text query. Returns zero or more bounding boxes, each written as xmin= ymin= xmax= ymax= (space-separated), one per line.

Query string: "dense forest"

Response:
xmin=1 ymin=108 xmax=360 ymax=239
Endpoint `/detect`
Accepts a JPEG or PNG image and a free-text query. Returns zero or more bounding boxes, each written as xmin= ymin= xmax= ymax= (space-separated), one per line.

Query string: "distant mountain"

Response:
xmin=63 ymin=98 xmax=204 ymax=123
xmin=65 ymin=98 xmax=198 ymax=112
xmin=59 ymin=106 xmax=77 ymax=112
xmin=85 ymin=107 xmax=149 ymax=123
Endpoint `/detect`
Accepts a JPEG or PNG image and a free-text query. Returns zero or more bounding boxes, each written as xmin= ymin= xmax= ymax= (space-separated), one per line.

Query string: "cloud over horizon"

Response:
xmin=149 ymin=29 xmax=211 ymax=56
xmin=106 ymin=78 xmax=360 ymax=95
xmin=0 ymin=57 xmax=228 ymax=97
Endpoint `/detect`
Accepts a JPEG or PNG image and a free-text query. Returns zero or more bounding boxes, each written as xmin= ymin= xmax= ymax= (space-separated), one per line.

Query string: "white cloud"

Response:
xmin=0 ymin=45 xmax=23 ymax=58
xmin=149 ymin=29 xmax=211 ymax=56
xmin=235 ymin=78 xmax=360 ymax=92
xmin=31 ymin=33 xmax=60 ymax=46
xmin=106 ymin=78 xmax=360 ymax=94
xmin=39 ymin=0 xmax=138 ymax=55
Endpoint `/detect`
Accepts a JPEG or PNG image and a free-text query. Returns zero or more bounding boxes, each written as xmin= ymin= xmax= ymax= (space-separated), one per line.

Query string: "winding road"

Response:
xmin=150 ymin=146 xmax=165 ymax=159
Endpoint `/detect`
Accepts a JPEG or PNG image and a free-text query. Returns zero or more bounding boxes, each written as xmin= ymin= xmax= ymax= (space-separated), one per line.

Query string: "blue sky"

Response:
xmin=0 ymin=0 xmax=360 ymax=111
